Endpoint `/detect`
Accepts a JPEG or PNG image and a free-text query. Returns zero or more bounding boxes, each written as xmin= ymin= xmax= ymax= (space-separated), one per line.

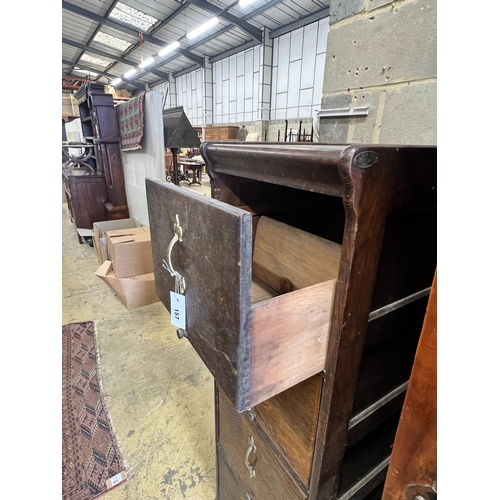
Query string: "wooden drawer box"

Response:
xmin=146 ymin=179 xmax=340 ymax=411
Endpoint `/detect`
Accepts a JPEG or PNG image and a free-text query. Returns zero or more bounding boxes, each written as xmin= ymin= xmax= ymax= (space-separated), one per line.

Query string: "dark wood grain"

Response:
xmin=370 ymin=209 xmax=436 ymax=311
xmin=338 ymin=413 xmax=400 ymax=498
xmin=303 ymin=145 xmax=437 ymax=500
xmin=146 ymin=178 xmax=253 ymax=410
xmin=202 ymin=142 xmax=346 ymax=196
xmin=62 ymin=168 xmax=107 ymax=236
xmin=217 ymin=448 xmax=249 ymax=500
xmin=351 ymin=323 xmax=421 ymax=416
xmin=310 ymin=146 xmax=404 ymax=499
xmin=218 ymin=387 xmax=307 ymax=500
xmin=381 ymin=272 xmax=437 ymax=500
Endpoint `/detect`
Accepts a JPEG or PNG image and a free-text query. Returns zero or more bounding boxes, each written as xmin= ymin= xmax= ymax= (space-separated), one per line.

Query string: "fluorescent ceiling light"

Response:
xmin=139 ymin=57 xmax=155 ymax=69
xmin=186 ymin=17 xmax=219 ymax=40
xmin=111 ymin=78 xmax=122 ymax=86
xmin=158 ymin=41 xmax=180 ymax=57
xmin=124 ymin=68 xmax=137 ymax=78
xmin=109 ymin=2 xmax=158 ymax=31
xmin=80 ymin=54 xmax=110 ymax=67
xmin=94 ymin=32 xmax=132 ymax=52
xmin=239 ymin=0 xmax=256 ymax=6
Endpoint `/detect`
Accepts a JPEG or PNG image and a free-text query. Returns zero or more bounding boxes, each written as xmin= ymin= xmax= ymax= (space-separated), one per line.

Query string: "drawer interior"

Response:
xmin=246 ymin=215 xmax=341 ymax=407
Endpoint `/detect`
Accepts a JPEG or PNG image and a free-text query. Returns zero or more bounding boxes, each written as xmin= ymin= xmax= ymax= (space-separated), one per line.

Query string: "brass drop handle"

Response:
xmin=162 ymin=214 xmax=185 ymax=294
xmin=245 ymin=436 xmax=257 ymax=479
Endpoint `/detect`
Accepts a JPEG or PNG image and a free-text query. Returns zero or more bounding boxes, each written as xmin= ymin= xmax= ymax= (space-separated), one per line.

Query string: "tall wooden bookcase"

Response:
xmin=63 ymin=83 xmax=129 ymax=242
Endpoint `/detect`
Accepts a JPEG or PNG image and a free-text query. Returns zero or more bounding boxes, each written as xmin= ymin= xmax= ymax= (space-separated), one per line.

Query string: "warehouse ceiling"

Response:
xmin=62 ymin=0 xmax=330 ymax=96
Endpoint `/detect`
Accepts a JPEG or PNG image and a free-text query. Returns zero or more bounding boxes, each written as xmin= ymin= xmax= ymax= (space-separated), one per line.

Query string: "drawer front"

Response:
xmin=218 ymin=387 xmax=307 ymax=500
xmin=146 ymin=178 xmax=254 ymax=410
xmin=252 ymin=374 xmax=322 ymax=487
xmin=146 ymin=178 xmax=336 ymax=412
xmin=218 ymin=450 xmax=251 ymax=500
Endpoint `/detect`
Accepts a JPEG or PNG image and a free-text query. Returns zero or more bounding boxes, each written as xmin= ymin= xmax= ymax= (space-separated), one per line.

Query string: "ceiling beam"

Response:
xmin=208 ymin=40 xmax=260 ymax=63
xmin=269 ymin=6 xmax=329 ymax=39
xmin=62 ymin=1 xmax=204 ymax=67
xmin=63 ymin=37 xmax=171 ymax=81
xmin=62 ymin=58 xmax=147 ymax=91
xmin=186 ymin=0 xmax=262 ymax=42
xmin=150 ymin=2 xmax=190 ymax=36
xmin=241 ymin=0 xmax=283 ymax=21
xmin=173 ymin=64 xmax=201 ymax=78
xmin=159 ymin=0 xmax=283 ymax=67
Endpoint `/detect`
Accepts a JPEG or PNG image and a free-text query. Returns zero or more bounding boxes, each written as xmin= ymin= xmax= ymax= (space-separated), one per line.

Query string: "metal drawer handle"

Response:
xmin=245 ymin=436 xmax=257 ymax=479
xmin=162 ymin=214 xmax=185 ymax=294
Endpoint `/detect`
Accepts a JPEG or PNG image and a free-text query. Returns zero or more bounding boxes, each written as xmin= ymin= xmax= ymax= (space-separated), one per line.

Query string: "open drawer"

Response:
xmin=146 ymin=179 xmax=341 ymax=411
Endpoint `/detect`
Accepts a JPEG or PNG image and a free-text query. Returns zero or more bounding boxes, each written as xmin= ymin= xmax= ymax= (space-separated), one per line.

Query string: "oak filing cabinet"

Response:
xmin=145 ymin=142 xmax=437 ymax=500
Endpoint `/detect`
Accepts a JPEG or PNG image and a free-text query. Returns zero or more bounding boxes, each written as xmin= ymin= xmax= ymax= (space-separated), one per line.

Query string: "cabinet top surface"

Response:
xmin=200 ymin=142 xmax=437 ymax=209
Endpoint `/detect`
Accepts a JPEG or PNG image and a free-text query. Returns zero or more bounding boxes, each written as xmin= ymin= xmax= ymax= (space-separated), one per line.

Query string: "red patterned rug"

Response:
xmin=116 ymin=92 xmax=145 ymax=151
xmin=62 ymin=321 xmax=128 ymax=500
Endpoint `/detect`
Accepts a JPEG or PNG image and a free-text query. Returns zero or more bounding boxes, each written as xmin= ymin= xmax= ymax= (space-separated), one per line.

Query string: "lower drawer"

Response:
xmin=217 ymin=387 xmax=307 ymax=500
xmin=218 ymin=451 xmax=250 ymax=500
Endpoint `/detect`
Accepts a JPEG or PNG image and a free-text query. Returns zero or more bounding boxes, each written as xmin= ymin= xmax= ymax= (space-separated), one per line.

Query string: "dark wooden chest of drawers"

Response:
xmin=62 ymin=167 xmax=107 ymax=243
xmin=146 ymin=143 xmax=437 ymax=499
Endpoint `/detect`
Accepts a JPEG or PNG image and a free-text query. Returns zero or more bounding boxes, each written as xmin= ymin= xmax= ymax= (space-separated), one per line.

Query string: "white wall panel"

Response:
xmin=271 ymin=18 xmax=328 ymax=119
xmin=313 ymin=52 xmax=326 ymax=108
xmin=181 ymin=19 xmax=328 ymax=125
xmin=287 ymin=60 xmax=301 ymax=108
xmin=215 ymin=61 xmax=223 ymax=103
xmin=253 ymin=72 xmax=259 ymax=109
xmin=176 ymin=68 xmax=203 ymax=126
xmin=299 ymin=87 xmax=313 ymax=117
xmin=276 ymin=93 xmax=287 ymax=119
xmin=222 ymin=57 xmax=229 ymax=80
xmin=276 ymin=33 xmax=290 ymax=94
xmin=236 ymin=75 xmax=245 ymax=112
xmin=215 ymin=102 xmax=223 ymax=124
xmin=229 ymin=60 xmax=237 ymax=100
xmin=317 ymin=17 xmax=329 ymax=54
xmin=290 ymin=29 xmax=303 ymax=62
xmin=301 ymin=23 xmax=318 ymax=89
xmin=222 ymin=79 xmax=229 ymax=119
xmin=236 ymin=52 xmax=244 ymax=77
xmin=245 ymin=98 xmax=253 ymax=121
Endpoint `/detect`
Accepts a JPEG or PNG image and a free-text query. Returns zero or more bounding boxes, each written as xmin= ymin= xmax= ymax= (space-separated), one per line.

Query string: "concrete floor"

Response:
xmin=62 ymin=174 xmax=217 ymax=500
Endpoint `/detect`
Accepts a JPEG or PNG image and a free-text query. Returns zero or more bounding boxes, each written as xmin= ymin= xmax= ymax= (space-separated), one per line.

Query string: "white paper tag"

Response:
xmin=106 ymin=472 xmax=123 ymax=488
xmin=170 ymin=292 xmax=186 ymax=329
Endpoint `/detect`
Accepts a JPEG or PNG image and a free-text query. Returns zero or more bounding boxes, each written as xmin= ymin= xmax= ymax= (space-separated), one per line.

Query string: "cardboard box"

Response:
xmin=93 ymin=218 xmax=142 ymax=264
xmin=106 ymin=226 xmax=154 ymax=279
xmin=95 ymin=261 xmax=159 ymax=310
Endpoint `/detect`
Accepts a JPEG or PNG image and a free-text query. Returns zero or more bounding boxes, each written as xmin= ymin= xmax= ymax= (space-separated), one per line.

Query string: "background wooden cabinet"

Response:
xmin=204 ymin=126 xmax=239 ymax=141
xmin=63 ymin=83 xmax=129 ymax=243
